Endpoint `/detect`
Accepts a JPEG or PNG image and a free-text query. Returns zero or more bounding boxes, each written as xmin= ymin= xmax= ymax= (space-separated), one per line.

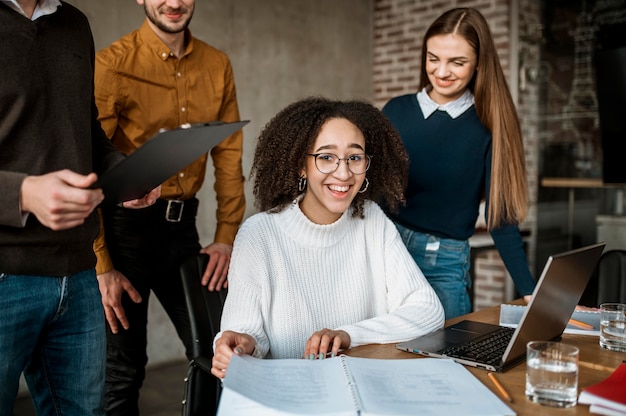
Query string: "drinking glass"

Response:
xmin=599 ymin=303 xmax=626 ymax=352
xmin=526 ymin=341 xmax=579 ymax=408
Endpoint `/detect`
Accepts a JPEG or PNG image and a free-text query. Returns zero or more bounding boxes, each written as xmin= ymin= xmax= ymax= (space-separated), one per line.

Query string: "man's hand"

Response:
xmin=122 ymin=185 xmax=161 ymax=209
xmin=199 ymin=242 xmax=233 ymax=291
xmin=20 ymin=170 xmax=104 ymax=230
xmin=97 ymin=269 xmax=142 ymax=333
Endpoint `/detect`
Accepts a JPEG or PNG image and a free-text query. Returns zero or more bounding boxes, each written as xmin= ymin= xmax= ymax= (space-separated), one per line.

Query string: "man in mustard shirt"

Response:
xmin=93 ymin=0 xmax=245 ymax=413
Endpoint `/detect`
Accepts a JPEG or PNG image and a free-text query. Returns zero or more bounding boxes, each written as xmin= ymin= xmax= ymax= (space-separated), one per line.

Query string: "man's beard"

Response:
xmin=144 ymin=5 xmax=194 ymax=34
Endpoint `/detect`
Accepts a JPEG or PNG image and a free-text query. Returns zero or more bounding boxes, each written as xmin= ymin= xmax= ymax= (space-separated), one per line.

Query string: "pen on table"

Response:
xmin=488 ymin=372 xmax=513 ymax=403
xmin=578 ymin=361 xmax=615 ymax=372
xmin=568 ymin=318 xmax=594 ymax=330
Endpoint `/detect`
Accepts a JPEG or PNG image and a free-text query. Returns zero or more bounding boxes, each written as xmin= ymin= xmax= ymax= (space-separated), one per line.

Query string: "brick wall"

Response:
xmin=474 ymin=250 xmax=509 ymax=307
xmin=373 ymin=0 xmax=541 ymax=311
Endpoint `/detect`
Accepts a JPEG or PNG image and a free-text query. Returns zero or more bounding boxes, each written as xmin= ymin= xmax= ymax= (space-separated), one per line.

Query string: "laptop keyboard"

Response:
xmin=440 ymin=326 xmax=515 ymax=366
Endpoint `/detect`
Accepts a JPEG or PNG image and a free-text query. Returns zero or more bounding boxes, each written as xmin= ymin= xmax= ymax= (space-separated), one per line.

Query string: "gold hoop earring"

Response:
xmin=358 ymin=178 xmax=369 ymax=194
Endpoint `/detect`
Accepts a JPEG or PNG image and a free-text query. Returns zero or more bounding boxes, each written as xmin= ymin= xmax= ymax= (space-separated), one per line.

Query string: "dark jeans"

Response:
xmin=102 ymin=199 xmax=201 ymax=416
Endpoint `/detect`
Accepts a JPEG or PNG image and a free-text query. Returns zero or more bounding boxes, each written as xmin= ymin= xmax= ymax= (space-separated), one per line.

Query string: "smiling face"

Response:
xmin=425 ymin=34 xmax=478 ymax=104
xmin=137 ymin=0 xmax=195 ymax=34
xmin=299 ymin=118 xmax=367 ymax=225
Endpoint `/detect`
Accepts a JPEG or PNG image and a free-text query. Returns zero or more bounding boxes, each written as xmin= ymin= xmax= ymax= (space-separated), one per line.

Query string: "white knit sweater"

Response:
xmin=216 ymin=200 xmax=445 ymax=359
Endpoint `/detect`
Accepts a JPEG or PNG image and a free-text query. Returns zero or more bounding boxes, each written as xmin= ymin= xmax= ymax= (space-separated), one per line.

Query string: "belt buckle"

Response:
xmin=165 ymin=200 xmax=184 ymax=222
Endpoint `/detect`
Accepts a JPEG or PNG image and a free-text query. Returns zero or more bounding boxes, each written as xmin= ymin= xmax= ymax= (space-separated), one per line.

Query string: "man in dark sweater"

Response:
xmin=0 ymin=1 xmax=157 ymax=415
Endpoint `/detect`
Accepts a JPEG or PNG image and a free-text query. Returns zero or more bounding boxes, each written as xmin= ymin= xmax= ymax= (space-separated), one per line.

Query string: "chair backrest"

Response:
xmin=596 ymin=249 xmax=626 ymax=304
xmin=180 ymin=253 xmax=227 ymax=416
xmin=180 ymin=253 xmax=227 ymax=357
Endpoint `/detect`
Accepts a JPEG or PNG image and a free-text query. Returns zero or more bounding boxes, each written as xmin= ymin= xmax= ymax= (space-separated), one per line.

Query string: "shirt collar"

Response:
xmin=416 ymin=87 xmax=475 ymax=119
xmin=1 ymin=0 xmax=61 ymax=20
xmin=139 ymin=19 xmax=194 ymax=61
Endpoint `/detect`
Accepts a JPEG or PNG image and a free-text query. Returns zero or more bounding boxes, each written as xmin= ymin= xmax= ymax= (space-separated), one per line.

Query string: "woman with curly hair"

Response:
xmin=211 ymin=97 xmax=444 ymax=377
xmin=382 ymin=7 xmax=535 ymax=319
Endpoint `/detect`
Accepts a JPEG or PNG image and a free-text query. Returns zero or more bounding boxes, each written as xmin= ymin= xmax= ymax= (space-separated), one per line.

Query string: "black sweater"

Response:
xmin=0 ymin=2 xmax=124 ymax=276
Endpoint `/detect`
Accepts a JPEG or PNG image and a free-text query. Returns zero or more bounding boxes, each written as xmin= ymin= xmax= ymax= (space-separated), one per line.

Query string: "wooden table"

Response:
xmin=344 ymin=301 xmax=626 ymax=415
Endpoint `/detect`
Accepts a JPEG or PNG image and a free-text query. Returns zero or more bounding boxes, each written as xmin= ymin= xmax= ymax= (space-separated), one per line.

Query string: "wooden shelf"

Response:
xmin=540 ymin=178 xmax=626 ymax=249
xmin=541 ymin=177 xmax=626 ymax=188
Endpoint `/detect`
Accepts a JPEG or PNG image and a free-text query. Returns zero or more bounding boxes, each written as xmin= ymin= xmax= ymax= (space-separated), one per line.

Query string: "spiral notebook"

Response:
xmin=218 ymin=354 xmax=514 ymax=415
xmin=499 ymin=304 xmax=601 ymax=336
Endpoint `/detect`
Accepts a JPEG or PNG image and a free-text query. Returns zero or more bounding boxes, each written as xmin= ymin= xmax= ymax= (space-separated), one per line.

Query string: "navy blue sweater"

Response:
xmin=383 ymin=94 xmax=535 ymax=296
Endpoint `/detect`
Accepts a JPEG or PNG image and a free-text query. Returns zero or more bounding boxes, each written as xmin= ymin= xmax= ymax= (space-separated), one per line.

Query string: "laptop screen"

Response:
xmin=501 ymin=242 xmax=606 ymax=365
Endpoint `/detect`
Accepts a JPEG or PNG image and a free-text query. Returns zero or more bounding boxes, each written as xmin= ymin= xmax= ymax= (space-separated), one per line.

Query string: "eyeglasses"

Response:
xmin=307 ymin=153 xmax=371 ymax=175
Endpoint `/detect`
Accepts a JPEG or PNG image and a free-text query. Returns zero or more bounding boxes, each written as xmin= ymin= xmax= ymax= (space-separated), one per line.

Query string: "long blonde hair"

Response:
xmin=420 ymin=8 xmax=528 ymax=228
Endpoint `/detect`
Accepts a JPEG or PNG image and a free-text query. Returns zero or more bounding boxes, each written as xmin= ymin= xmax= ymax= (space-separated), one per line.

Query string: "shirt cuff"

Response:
xmin=214 ymin=222 xmax=240 ymax=246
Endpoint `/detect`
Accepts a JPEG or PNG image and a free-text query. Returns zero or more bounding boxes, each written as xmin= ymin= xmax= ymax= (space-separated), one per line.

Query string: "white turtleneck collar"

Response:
xmin=275 ymin=198 xmax=356 ymax=249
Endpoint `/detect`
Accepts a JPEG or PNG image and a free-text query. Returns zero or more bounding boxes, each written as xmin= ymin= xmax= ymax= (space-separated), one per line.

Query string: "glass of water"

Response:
xmin=526 ymin=341 xmax=579 ymax=408
xmin=600 ymin=303 xmax=626 ymax=352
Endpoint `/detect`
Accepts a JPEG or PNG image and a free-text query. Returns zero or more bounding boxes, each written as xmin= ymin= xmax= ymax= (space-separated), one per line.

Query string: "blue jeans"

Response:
xmin=0 ymin=270 xmax=105 ymax=416
xmin=395 ymin=223 xmax=471 ymax=320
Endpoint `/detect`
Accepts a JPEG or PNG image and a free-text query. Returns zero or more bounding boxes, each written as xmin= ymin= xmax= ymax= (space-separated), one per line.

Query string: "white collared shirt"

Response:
xmin=1 ymin=0 xmax=61 ymax=20
xmin=416 ymin=87 xmax=475 ymax=119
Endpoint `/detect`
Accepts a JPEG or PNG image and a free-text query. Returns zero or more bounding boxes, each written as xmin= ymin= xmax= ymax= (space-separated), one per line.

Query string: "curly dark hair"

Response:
xmin=251 ymin=96 xmax=409 ymax=218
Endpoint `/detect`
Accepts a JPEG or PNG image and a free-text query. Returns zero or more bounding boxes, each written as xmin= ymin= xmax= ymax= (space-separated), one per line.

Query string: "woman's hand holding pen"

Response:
xmin=304 ymin=329 xmax=350 ymax=360
xmin=211 ymin=330 xmax=256 ymax=379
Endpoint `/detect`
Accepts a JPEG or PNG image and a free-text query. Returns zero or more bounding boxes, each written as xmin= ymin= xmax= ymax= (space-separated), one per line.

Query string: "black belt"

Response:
xmin=154 ymin=198 xmax=199 ymax=222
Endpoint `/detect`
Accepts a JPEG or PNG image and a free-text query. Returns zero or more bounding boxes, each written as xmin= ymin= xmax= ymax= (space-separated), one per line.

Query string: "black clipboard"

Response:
xmin=95 ymin=120 xmax=248 ymax=203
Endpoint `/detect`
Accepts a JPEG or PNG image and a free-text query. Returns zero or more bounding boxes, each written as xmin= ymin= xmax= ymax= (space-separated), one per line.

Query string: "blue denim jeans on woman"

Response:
xmin=0 ymin=270 xmax=105 ymax=416
xmin=395 ymin=223 xmax=471 ymax=320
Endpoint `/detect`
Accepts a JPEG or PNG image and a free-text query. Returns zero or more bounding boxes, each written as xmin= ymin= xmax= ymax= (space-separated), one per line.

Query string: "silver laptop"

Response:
xmin=397 ymin=242 xmax=606 ymax=372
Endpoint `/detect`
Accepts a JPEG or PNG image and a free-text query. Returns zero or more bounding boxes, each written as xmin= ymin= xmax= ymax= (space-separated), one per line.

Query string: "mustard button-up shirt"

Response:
xmin=93 ymin=21 xmax=245 ymax=274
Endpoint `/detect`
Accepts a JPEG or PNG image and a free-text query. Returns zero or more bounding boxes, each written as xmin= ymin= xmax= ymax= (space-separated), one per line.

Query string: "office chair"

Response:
xmin=580 ymin=249 xmax=626 ymax=307
xmin=180 ymin=254 xmax=227 ymax=416
xmin=595 ymin=249 xmax=626 ymax=304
